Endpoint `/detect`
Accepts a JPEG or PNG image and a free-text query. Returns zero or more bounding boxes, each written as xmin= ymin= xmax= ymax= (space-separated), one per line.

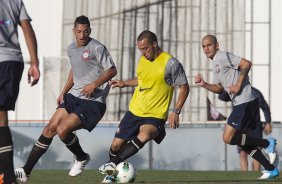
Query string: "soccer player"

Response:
xmin=99 ymin=30 xmax=190 ymax=183
xmin=219 ymin=87 xmax=274 ymax=171
xmin=195 ymin=34 xmax=278 ymax=179
xmin=0 ymin=0 xmax=40 ymax=183
xmin=15 ymin=15 xmax=117 ymax=182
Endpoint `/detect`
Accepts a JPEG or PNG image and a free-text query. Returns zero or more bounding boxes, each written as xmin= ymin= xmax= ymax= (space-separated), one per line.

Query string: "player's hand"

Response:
xmin=28 ymin=63 xmax=40 ymax=86
xmin=110 ymin=80 xmax=125 ymax=89
xmin=57 ymin=93 xmax=64 ymax=106
xmin=228 ymin=83 xmax=241 ymax=95
xmin=195 ymin=74 xmax=205 ymax=87
xmin=263 ymin=123 xmax=272 ymax=135
xmin=81 ymin=83 xmax=97 ymax=98
xmin=167 ymin=112 xmax=180 ymax=129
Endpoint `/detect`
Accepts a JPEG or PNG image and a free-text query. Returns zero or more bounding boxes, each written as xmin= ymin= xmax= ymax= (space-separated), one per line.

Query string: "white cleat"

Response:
xmin=69 ymin=154 xmax=90 ymax=177
xmin=269 ymin=152 xmax=277 ymax=165
xmin=258 ymin=168 xmax=279 ymax=179
xmin=15 ymin=167 xmax=29 ymax=182
xmin=272 ymin=151 xmax=279 ymax=168
xmin=99 ymin=162 xmax=117 ymax=176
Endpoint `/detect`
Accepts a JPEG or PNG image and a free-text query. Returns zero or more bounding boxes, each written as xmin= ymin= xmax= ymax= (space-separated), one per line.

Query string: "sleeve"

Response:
xmin=254 ymin=88 xmax=272 ymax=122
xmin=226 ymin=52 xmax=241 ymax=69
xmin=19 ymin=0 xmax=31 ymax=21
xmin=96 ymin=45 xmax=116 ymax=71
xmin=164 ymin=58 xmax=188 ymax=86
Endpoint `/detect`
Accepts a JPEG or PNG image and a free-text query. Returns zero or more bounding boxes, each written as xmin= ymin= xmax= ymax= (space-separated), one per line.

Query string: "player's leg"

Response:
xmin=15 ymin=108 xmax=68 ymax=182
xmin=57 ymin=99 xmax=106 ymax=176
xmin=241 ymin=146 xmax=274 ymax=171
xmin=0 ymin=61 xmax=24 ymax=184
xmin=99 ymin=138 xmax=126 ymax=176
xmin=225 ymin=100 xmax=278 ymax=179
xmin=111 ymin=124 xmax=159 ymax=166
xmin=252 ymin=158 xmax=261 ymax=171
xmin=239 ymin=149 xmax=248 ymax=171
xmin=56 ymin=113 xmax=89 ymax=176
xmin=0 ymin=111 xmax=17 ymax=184
xmin=224 ymin=100 xmax=275 ymax=156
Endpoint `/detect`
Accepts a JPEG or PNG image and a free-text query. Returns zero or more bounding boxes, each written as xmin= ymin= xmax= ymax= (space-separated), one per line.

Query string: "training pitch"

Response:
xmin=17 ymin=170 xmax=281 ymax=184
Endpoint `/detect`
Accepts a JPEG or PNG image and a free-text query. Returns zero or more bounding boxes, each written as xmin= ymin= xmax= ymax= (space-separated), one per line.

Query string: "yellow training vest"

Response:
xmin=129 ymin=52 xmax=174 ymax=119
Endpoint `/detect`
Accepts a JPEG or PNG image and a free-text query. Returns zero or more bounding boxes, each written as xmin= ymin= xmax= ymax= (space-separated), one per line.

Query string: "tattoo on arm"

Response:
xmin=240 ymin=68 xmax=250 ymax=77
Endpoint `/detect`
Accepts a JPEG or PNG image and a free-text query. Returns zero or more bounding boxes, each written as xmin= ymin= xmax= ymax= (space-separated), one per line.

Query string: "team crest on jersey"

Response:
xmin=81 ymin=50 xmax=95 ymax=61
xmin=215 ymin=64 xmax=220 ymax=73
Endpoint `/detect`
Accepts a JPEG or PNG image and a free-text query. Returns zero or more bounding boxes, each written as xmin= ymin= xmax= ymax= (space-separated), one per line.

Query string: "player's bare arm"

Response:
xmin=57 ymin=70 xmax=74 ymax=105
xmin=229 ymin=58 xmax=252 ymax=95
xmin=82 ymin=66 xmax=117 ymax=98
xmin=21 ymin=19 xmax=40 ymax=86
xmin=167 ymin=83 xmax=189 ymax=129
xmin=195 ymin=74 xmax=223 ymax=94
xmin=110 ymin=78 xmax=138 ymax=89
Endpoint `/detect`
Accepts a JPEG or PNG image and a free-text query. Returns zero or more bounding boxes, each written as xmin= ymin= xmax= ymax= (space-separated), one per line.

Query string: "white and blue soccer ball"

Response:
xmin=115 ymin=161 xmax=137 ymax=183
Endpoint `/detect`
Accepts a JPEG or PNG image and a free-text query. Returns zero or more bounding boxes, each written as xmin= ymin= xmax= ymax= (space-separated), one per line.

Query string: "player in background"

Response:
xmin=15 ymin=15 xmax=117 ymax=182
xmin=0 ymin=0 xmax=40 ymax=183
xmin=195 ymin=34 xmax=278 ymax=179
xmin=99 ymin=30 xmax=190 ymax=183
xmin=219 ymin=87 xmax=275 ymax=171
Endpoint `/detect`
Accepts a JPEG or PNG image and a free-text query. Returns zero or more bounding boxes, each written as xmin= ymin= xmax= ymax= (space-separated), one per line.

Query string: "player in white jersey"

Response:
xmin=195 ymin=35 xmax=278 ymax=179
xmin=0 ymin=0 xmax=40 ymax=183
xmin=15 ymin=15 xmax=117 ymax=182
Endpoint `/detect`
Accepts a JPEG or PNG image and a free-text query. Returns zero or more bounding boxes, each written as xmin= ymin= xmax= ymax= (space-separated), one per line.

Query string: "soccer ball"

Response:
xmin=115 ymin=161 xmax=137 ymax=183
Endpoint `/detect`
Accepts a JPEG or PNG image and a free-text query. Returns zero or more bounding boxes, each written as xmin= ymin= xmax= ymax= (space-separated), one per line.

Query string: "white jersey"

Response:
xmin=212 ymin=50 xmax=257 ymax=106
xmin=67 ymin=38 xmax=115 ymax=104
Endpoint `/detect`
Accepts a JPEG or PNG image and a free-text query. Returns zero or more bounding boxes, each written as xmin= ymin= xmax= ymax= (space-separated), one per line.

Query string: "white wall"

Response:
xmin=19 ymin=0 xmax=63 ymax=58
xmin=9 ymin=0 xmax=63 ymax=120
xmin=271 ymin=0 xmax=282 ymax=122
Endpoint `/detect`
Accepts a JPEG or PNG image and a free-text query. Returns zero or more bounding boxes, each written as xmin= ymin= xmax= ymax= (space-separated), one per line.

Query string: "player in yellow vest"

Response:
xmin=99 ymin=30 xmax=189 ymax=183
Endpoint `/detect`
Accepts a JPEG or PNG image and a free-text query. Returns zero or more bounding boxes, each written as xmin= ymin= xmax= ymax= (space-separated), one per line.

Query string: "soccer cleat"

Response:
xmin=99 ymin=162 xmax=117 ymax=176
xmin=101 ymin=175 xmax=116 ymax=183
xmin=258 ymin=168 xmax=279 ymax=179
xmin=265 ymin=138 xmax=277 ymax=164
xmin=69 ymin=154 xmax=90 ymax=177
xmin=14 ymin=168 xmax=29 ymax=182
xmin=272 ymin=151 xmax=279 ymax=168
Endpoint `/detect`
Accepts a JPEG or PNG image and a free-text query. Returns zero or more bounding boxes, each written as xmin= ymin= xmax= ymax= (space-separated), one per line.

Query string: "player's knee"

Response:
xmin=137 ymin=131 xmax=157 ymax=143
xmin=111 ymin=141 xmax=122 ymax=151
xmin=56 ymin=125 xmax=69 ymax=140
xmin=42 ymin=123 xmax=57 ymax=137
xmin=222 ymin=134 xmax=231 ymax=144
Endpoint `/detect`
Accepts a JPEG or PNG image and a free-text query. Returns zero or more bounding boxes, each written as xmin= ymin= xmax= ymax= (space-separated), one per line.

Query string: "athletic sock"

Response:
xmin=62 ymin=133 xmax=87 ymax=161
xmin=23 ymin=134 xmax=53 ymax=175
xmin=109 ymin=148 xmax=118 ymax=160
xmin=242 ymin=146 xmax=275 ymax=171
xmin=0 ymin=127 xmax=16 ymax=184
xmin=230 ymin=132 xmax=269 ymax=148
xmin=111 ymin=137 xmax=144 ymax=165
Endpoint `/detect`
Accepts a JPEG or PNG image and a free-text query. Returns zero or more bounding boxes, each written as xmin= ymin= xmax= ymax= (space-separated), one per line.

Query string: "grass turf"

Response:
xmin=18 ymin=170 xmax=281 ymax=184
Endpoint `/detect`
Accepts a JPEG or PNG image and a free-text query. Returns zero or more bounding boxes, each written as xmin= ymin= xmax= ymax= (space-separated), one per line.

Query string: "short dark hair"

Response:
xmin=137 ymin=30 xmax=158 ymax=44
xmin=74 ymin=15 xmax=90 ymax=27
xmin=204 ymin=34 xmax=218 ymax=44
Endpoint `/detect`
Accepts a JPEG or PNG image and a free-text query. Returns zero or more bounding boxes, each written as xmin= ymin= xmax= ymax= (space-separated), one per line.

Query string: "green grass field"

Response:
xmin=17 ymin=170 xmax=281 ymax=184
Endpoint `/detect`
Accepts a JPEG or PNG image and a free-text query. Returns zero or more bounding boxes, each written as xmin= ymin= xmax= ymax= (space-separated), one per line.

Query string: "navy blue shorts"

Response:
xmin=58 ymin=93 xmax=106 ymax=132
xmin=115 ymin=111 xmax=166 ymax=144
xmin=227 ymin=99 xmax=260 ymax=132
xmin=237 ymin=121 xmax=263 ymax=152
xmin=0 ymin=61 xmax=24 ymax=111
